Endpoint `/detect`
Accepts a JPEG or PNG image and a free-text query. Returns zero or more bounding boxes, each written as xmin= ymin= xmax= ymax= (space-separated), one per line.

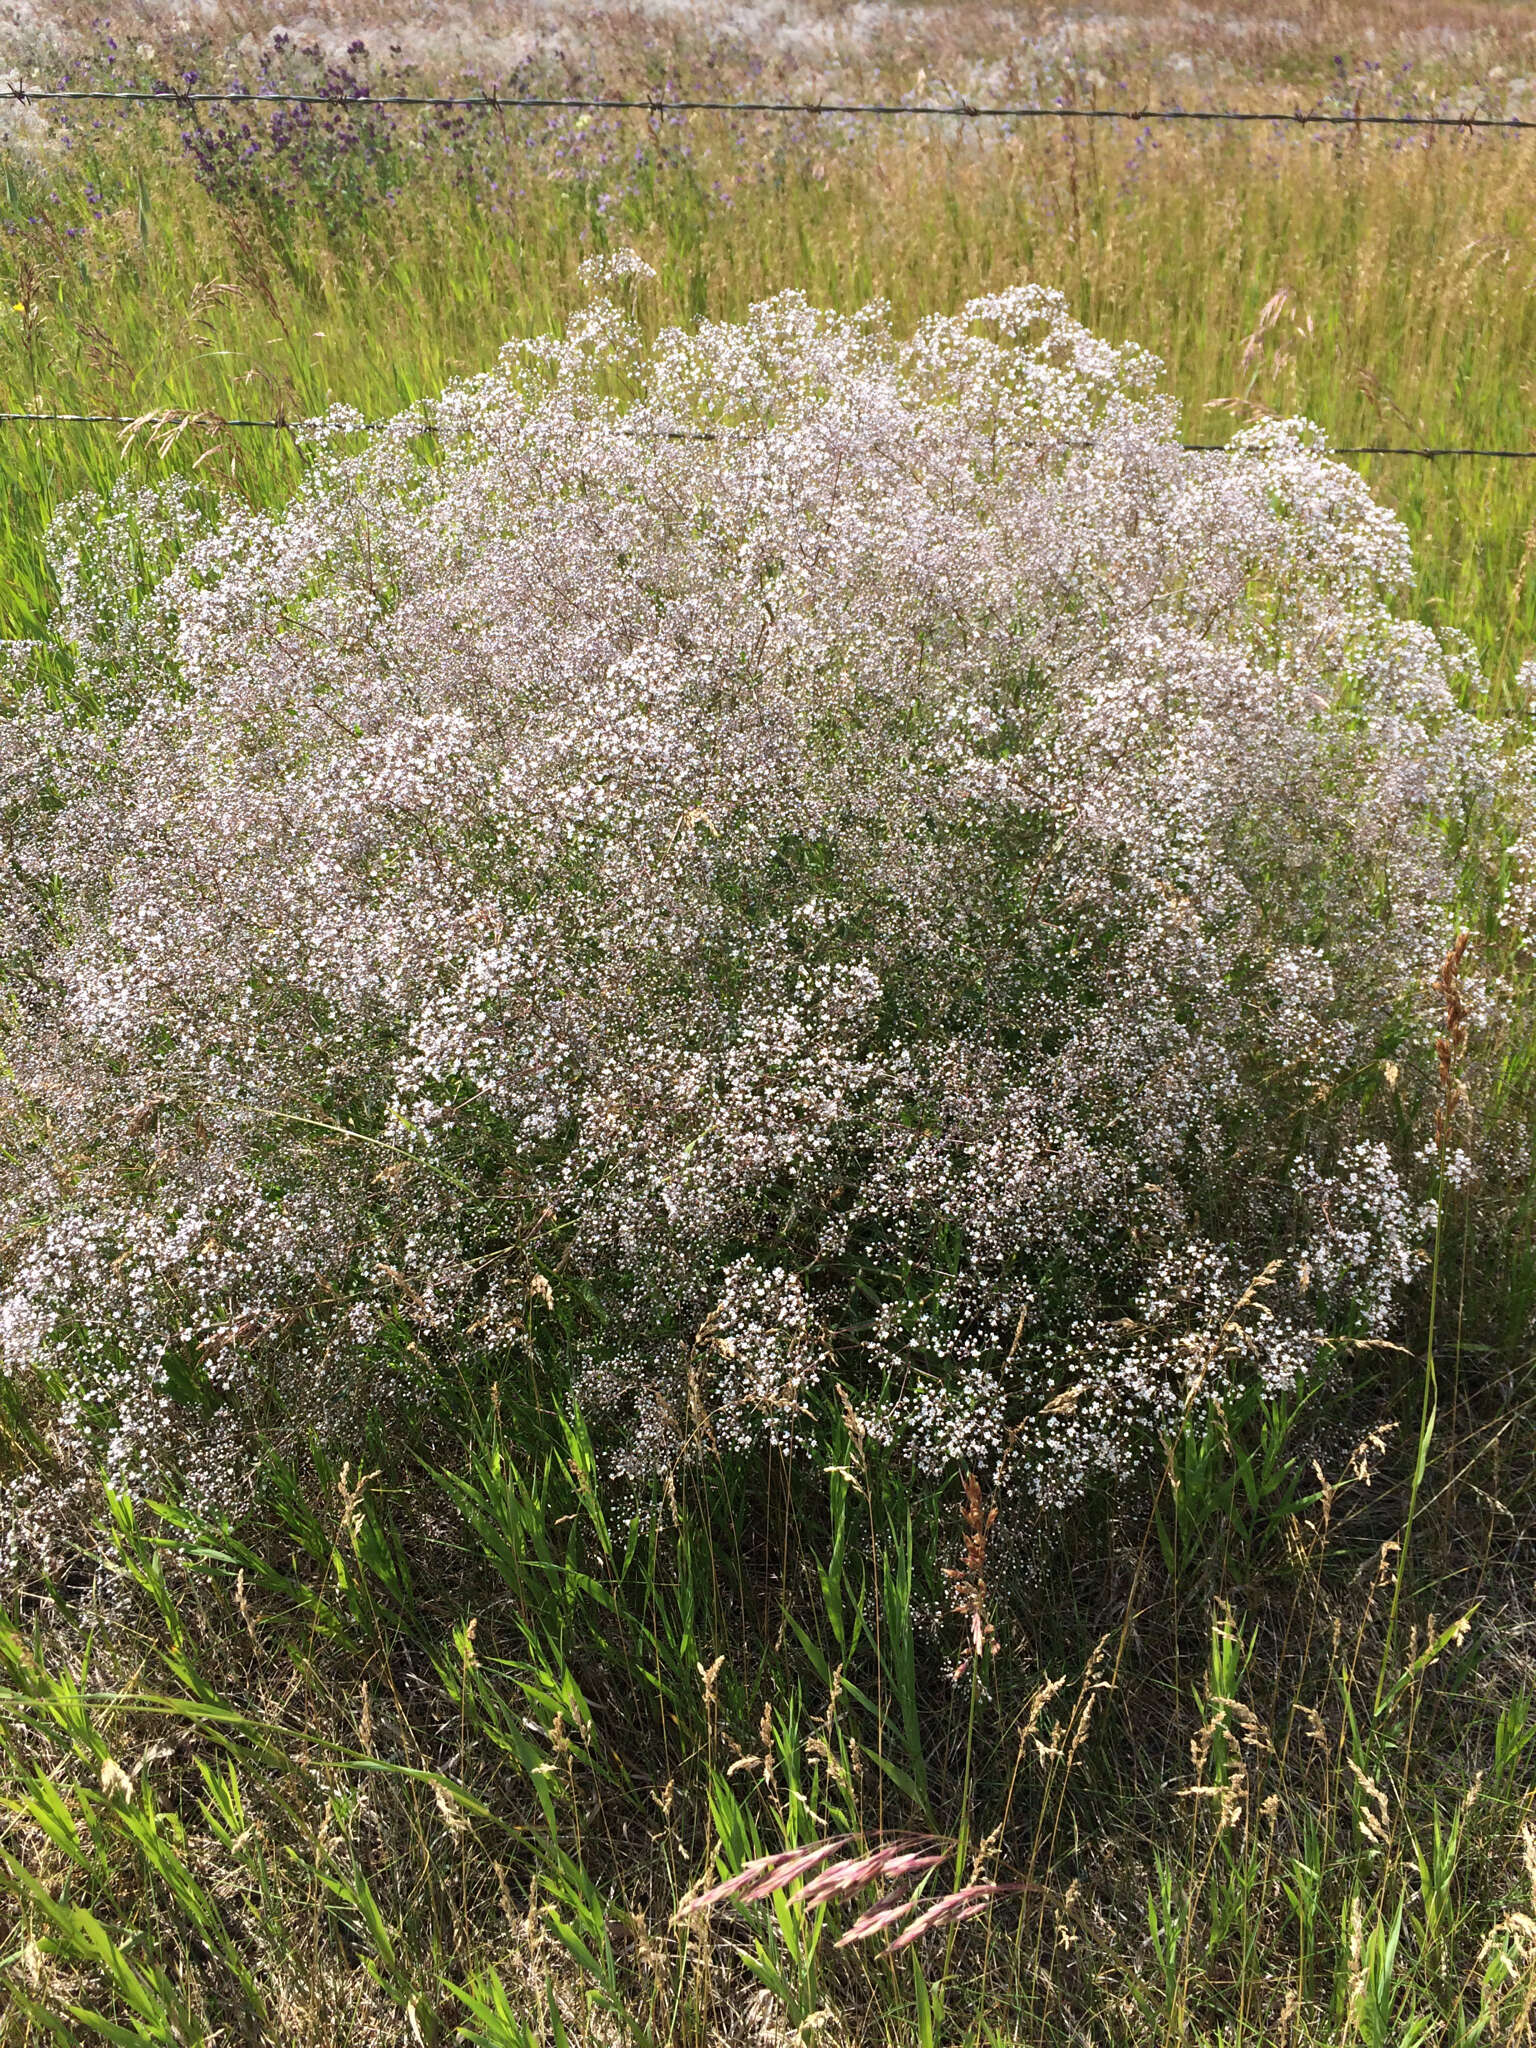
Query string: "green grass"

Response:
xmin=2 ymin=1341 xmax=1534 ymax=2043
xmin=3 ymin=47 xmax=1536 ymax=2048
xmin=3 ymin=110 xmax=1535 ymax=682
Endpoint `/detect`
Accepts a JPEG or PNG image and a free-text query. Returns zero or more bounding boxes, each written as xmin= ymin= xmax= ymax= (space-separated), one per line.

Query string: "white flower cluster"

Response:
xmin=708 ymin=1258 xmax=822 ymax=1454
xmin=1298 ymin=1142 xmax=1438 ymax=1333
xmin=0 ymin=279 xmax=1519 ymax=1567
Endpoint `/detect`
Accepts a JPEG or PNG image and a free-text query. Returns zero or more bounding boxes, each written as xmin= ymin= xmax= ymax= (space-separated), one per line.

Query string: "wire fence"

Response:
xmin=6 ymin=83 xmax=1536 ymax=129
xmin=0 ymin=409 xmax=1531 ymax=461
xmin=4 ymin=81 xmax=1533 ymax=462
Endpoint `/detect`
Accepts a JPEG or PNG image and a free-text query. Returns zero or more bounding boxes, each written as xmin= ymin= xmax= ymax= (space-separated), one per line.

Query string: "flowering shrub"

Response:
xmin=0 ymin=273 xmax=1518 ymax=1567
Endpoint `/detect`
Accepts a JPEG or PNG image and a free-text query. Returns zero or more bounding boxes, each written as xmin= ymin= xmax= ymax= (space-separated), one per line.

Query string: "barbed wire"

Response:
xmin=6 ymin=87 xmax=1530 ymax=458
xmin=0 ymin=409 xmax=298 ymax=428
xmin=5 ymin=82 xmax=1535 ymax=129
xmin=0 ymin=408 xmax=1531 ymax=459
xmin=0 ymin=408 xmax=718 ymax=440
xmin=1185 ymin=443 xmax=1536 ymax=460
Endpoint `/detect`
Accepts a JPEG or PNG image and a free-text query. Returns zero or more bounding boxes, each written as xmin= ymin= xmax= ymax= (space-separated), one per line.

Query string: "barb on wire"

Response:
xmin=3 ymin=82 xmax=1535 ymax=130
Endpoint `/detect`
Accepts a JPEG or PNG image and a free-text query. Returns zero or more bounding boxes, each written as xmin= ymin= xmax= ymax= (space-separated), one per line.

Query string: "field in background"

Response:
xmin=2 ymin=7 xmax=1535 ymax=683
xmin=3 ymin=8 xmax=1536 ymax=2046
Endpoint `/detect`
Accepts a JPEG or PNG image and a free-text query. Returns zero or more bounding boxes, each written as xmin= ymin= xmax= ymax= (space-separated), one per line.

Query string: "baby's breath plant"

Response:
xmin=0 ymin=269 xmax=1527 ymax=1568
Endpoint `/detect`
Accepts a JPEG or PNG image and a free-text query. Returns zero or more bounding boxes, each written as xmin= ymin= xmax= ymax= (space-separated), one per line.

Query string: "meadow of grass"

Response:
xmin=2 ymin=9 xmax=1536 ymax=2045
xmin=2 ymin=24 xmax=1535 ymax=681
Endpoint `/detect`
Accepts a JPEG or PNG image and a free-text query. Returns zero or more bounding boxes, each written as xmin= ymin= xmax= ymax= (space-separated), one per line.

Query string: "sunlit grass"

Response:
xmin=3 ymin=111 xmax=1534 ymax=681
